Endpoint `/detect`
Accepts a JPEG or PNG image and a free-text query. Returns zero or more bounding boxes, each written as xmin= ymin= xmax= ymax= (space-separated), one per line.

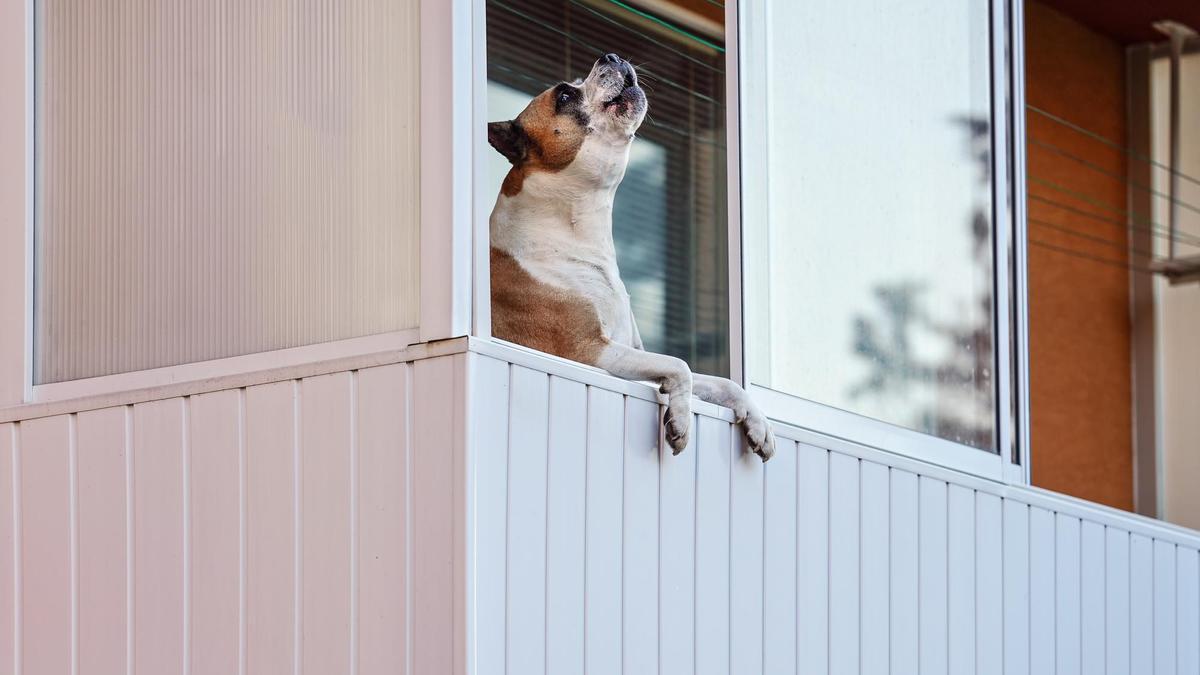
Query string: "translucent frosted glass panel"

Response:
xmin=744 ymin=0 xmax=996 ymax=450
xmin=35 ymin=0 xmax=419 ymax=384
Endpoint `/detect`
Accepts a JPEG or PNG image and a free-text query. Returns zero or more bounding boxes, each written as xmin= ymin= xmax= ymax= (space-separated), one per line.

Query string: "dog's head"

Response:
xmin=488 ymin=53 xmax=647 ymax=196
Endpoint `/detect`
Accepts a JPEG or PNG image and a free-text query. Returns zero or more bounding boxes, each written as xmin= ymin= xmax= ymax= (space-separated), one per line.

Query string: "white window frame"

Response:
xmin=733 ymin=0 xmax=1030 ymax=483
xmin=0 ymin=0 xmax=480 ymax=410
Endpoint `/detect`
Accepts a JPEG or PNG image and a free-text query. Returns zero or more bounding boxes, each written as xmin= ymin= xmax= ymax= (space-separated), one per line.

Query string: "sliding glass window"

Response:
xmin=741 ymin=0 xmax=999 ymax=451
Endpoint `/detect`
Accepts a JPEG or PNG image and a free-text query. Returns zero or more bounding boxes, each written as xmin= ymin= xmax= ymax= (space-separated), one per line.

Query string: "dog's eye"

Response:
xmin=558 ymin=91 xmax=572 ymax=104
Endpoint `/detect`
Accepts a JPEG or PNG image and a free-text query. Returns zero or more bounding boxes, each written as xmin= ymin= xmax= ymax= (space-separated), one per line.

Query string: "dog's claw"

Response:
xmin=743 ymin=412 xmax=776 ymax=462
xmin=663 ymin=405 xmax=690 ymax=454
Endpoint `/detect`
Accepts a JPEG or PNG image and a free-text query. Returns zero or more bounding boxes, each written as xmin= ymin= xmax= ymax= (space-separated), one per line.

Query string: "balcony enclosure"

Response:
xmin=0 ymin=0 xmax=1197 ymax=673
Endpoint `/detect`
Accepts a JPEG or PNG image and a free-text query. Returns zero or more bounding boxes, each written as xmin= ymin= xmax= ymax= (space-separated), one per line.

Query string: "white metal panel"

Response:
xmin=891 ymin=469 xmax=919 ymax=675
xmin=695 ymin=415 xmax=731 ymax=675
xmin=860 ymin=460 xmax=889 ymax=675
xmin=623 ymin=396 xmax=660 ymax=675
xmin=1055 ymin=514 xmax=1081 ymax=675
xmin=470 ymin=355 xmax=508 ymax=675
xmin=830 ymin=453 xmax=860 ymax=675
xmin=949 ymin=484 xmax=976 ymax=675
xmin=506 ymin=366 xmax=549 ymax=675
xmin=1080 ymin=520 xmax=1106 ymax=675
xmin=730 ymin=432 xmax=764 ymax=675
xmin=1029 ymin=507 xmax=1055 ymax=675
xmin=763 ymin=439 xmax=799 ymax=675
xmin=1004 ymin=500 xmax=1031 ymax=675
xmin=800 ymin=444 xmax=830 ymax=675
xmin=300 ymin=372 xmax=354 ymax=675
xmin=1180 ymin=546 xmax=1200 ymax=675
xmin=584 ymin=387 xmax=624 ymax=675
xmin=356 ymin=363 xmax=411 ymax=675
xmin=1155 ymin=539 xmax=1178 ymax=675
xmin=976 ymin=492 xmax=1003 ymax=675
xmin=1107 ymin=528 xmax=1132 ymax=675
xmin=920 ymin=476 xmax=950 ymax=675
xmin=660 ymin=415 xmax=698 ymax=675
xmin=1132 ymin=534 xmax=1155 ymax=672
xmin=545 ymin=376 xmax=587 ymax=675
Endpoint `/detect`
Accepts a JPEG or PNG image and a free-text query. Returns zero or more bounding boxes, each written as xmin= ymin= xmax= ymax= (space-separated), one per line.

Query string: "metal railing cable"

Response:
xmin=1028 ymin=104 xmax=1200 ymax=188
xmin=1028 ymin=137 xmax=1200 ymax=220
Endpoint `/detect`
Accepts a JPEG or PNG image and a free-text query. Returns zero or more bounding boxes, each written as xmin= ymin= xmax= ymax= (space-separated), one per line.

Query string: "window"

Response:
xmin=485 ymin=0 xmax=730 ymax=376
xmin=740 ymin=0 xmax=1004 ymax=455
xmin=34 ymin=0 xmax=420 ymax=384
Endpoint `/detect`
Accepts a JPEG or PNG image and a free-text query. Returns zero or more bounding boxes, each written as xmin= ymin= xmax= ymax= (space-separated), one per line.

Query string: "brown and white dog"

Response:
xmin=488 ymin=53 xmax=775 ymax=460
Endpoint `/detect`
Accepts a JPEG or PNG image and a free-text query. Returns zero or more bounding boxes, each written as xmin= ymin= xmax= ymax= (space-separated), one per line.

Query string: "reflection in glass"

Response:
xmin=745 ymin=0 xmax=997 ymax=450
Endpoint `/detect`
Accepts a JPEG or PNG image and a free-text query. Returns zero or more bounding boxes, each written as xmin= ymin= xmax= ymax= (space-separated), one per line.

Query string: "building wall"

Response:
xmin=468 ymin=343 xmax=1200 ymax=675
xmin=0 ymin=355 xmax=465 ymax=675
xmin=1025 ymin=1 xmax=1133 ymax=510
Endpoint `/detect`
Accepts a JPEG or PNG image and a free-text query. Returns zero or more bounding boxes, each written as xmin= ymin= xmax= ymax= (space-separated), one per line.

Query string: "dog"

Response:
xmin=487 ymin=53 xmax=775 ymax=461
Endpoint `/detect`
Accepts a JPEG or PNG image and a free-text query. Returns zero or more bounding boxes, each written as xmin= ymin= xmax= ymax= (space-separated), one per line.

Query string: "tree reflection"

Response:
xmin=848 ymin=115 xmax=996 ymax=450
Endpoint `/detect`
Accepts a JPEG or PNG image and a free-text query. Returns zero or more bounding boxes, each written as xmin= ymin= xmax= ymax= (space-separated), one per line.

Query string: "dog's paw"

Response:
xmin=743 ymin=411 xmax=776 ymax=462
xmin=663 ymin=402 xmax=691 ymax=455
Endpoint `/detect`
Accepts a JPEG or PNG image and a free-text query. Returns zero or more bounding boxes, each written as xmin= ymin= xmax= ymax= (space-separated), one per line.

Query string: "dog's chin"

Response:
xmin=602 ymin=85 xmax=647 ymax=125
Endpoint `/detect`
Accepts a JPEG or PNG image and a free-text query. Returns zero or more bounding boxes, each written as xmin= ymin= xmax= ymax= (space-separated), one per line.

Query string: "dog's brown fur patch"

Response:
xmin=500 ymin=89 xmax=588 ymax=197
xmin=490 ymin=246 xmax=607 ymax=364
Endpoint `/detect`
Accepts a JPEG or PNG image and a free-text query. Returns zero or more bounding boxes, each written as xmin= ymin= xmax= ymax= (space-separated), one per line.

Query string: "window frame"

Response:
xmin=731 ymin=0 xmax=1031 ymax=482
xmin=0 ymin=0 xmax=479 ymax=409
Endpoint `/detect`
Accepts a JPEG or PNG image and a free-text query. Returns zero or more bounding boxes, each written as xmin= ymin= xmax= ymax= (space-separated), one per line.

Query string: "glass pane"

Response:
xmin=744 ymin=0 xmax=996 ymax=450
xmin=486 ymin=0 xmax=729 ymax=377
xmin=35 ymin=0 xmax=420 ymax=384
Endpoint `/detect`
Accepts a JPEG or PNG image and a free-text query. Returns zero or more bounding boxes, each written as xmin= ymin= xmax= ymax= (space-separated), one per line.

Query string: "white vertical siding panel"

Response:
xmin=357 ymin=364 xmax=410 ymax=675
xmin=829 ymin=453 xmax=859 ymax=675
xmin=1029 ymin=507 xmax=1055 ymax=675
xmin=411 ymin=356 xmax=464 ymax=675
xmin=919 ymin=476 xmax=949 ymax=675
xmin=245 ymin=380 xmax=297 ymax=674
xmin=860 ymin=461 xmax=889 ymax=675
xmin=695 ymin=416 xmax=731 ymax=675
xmin=505 ymin=367 xmax=550 ymax=675
xmin=545 ymin=376 xmax=587 ymax=675
xmin=799 ymin=445 xmax=830 ymax=675
xmin=729 ymin=432 xmax=764 ymax=675
xmin=300 ymin=373 xmax=354 ymax=675
xmin=1080 ymin=521 xmax=1106 ymax=675
xmin=470 ymin=357 xmax=508 ymax=675
xmin=890 ymin=469 xmax=918 ymax=675
xmin=0 ymin=425 xmax=13 ymax=673
xmin=76 ymin=407 xmax=128 ymax=675
xmin=623 ymin=397 xmax=660 ymax=675
xmin=659 ymin=417 xmax=697 ymax=675
xmin=19 ymin=417 xmax=72 ymax=675
xmin=948 ymin=485 xmax=976 ymax=675
xmin=1178 ymin=547 xmax=1200 ymax=675
xmin=1106 ymin=528 xmax=1131 ymax=675
xmin=132 ymin=399 xmax=186 ymax=675
xmin=1003 ymin=500 xmax=1030 ymax=675
xmin=1054 ymin=515 xmax=1081 ymax=675
xmin=584 ymin=388 xmax=624 ymax=675
xmin=976 ymin=493 xmax=1003 ymax=675
xmin=187 ymin=391 xmax=241 ymax=675
xmin=763 ymin=439 xmax=798 ymax=675
xmin=1154 ymin=539 xmax=1177 ymax=675
xmin=1132 ymin=534 xmax=1154 ymax=672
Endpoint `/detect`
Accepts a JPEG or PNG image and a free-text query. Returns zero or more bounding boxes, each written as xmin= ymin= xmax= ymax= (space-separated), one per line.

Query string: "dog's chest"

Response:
xmin=517 ymin=246 xmax=636 ymax=346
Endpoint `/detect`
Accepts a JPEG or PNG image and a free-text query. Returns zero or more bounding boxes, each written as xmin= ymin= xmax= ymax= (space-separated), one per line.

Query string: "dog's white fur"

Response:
xmin=490 ymin=54 xmax=775 ymax=459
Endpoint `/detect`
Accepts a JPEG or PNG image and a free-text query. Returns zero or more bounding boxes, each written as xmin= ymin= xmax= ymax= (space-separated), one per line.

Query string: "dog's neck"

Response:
xmin=490 ymin=168 xmax=622 ymax=261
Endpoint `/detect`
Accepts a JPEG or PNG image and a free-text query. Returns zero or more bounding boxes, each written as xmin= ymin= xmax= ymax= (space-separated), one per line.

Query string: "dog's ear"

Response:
xmin=488 ymin=120 xmax=528 ymax=166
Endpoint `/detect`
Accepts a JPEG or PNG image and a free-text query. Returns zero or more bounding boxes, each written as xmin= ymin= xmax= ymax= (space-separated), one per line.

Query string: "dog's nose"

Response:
xmin=602 ymin=53 xmax=622 ymax=65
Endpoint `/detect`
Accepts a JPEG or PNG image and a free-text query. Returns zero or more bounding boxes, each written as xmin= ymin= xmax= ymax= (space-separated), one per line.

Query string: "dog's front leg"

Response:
xmin=693 ymin=374 xmax=776 ymax=461
xmin=594 ymin=342 xmax=692 ymax=454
